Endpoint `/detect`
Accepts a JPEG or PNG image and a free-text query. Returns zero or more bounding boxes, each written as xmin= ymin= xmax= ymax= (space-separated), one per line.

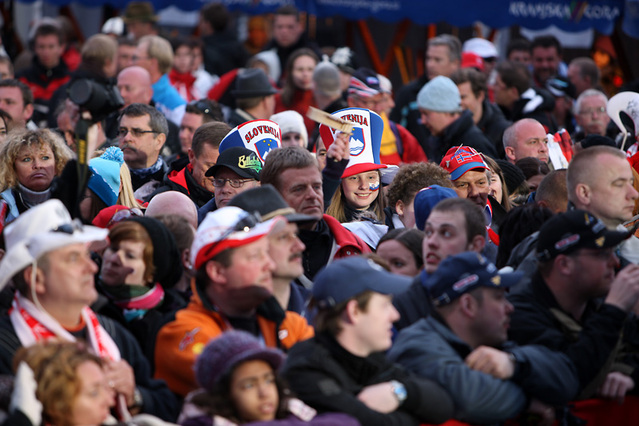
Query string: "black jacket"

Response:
xmin=504 ymin=87 xmax=557 ymax=133
xmin=0 ymin=314 xmax=180 ymax=421
xmin=281 ymin=332 xmax=454 ymax=426
xmin=147 ymin=159 xmax=213 ymax=207
xmin=393 ymin=274 xmax=433 ymax=332
xmin=477 ymin=99 xmax=512 ymax=159
xmin=428 ymin=110 xmax=498 ymax=163
xmin=390 ymin=74 xmax=431 ymax=153
xmin=508 ymin=272 xmax=639 ymax=397
xmin=202 ymin=32 xmax=250 ymax=77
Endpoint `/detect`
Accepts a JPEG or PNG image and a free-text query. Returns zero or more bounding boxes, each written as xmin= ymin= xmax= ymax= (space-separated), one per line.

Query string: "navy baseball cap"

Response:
xmin=427 ymin=252 xmax=523 ymax=307
xmin=312 ymin=256 xmax=411 ymax=309
xmin=414 ymin=185 xmax=458 ymax=231
xmin=537 ymin=210 xmax=630 ymax=262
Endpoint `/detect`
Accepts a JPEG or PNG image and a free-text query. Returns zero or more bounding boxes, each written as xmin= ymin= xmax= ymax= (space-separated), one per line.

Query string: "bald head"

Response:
xmin=145 ymin=191 xmax=198 ymax=229
xmin=117 ymin=66 xmax=153 ymax=107
xmin=502 ymin=119 xmax=549 ymax=164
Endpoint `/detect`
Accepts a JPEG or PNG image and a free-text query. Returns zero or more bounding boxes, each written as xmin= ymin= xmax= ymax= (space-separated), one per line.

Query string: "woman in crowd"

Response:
xmin=274 ymin=48 xmax=319 ymax=137
xmin=9 ymin=340 xmax=114 ymax=426
xmin=96 ymin=217 xmax=184 ymax=363
xmin=0 ymin=129 xmax=73 ymax=228
xmin=81 ymin=147 xmax=143 ymax=223
xmin=376 ymin=228 xmax=425 ymax=277
xmin=180 ymin=330 xmax=358 ymax=426
xmin=0 ymin=109 xmax=12 ymax=143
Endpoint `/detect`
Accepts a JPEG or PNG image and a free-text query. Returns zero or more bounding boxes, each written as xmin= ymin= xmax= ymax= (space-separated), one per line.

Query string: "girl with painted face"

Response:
xmin=326 ymin=167 xmax=385 ymax=223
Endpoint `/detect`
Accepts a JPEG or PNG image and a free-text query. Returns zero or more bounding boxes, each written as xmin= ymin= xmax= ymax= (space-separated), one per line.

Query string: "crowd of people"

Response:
xmin=0 ymin=1 xmax=638 ymax=425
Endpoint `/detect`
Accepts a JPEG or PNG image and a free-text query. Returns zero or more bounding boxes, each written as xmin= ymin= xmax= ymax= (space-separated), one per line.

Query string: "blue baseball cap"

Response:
xmin=414 ymin=185 xmax=458 ymax=231
xmin=427 ymin=252 xmax=523 ymax=307
xmin=312 ymin=256 xmax=411 ymax=309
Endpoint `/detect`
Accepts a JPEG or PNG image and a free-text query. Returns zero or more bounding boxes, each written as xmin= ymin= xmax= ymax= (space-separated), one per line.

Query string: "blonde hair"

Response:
xmin=118 ymin=163 xmax=143 ymax=209
xmin=325 ymin=170 xmax=385 ymax=223
xmin=13 ymin=340 xmax=104 ymax=426
xmin=0 ymin=128 xmax=73 ymax=192
xmin=140 ymin=35 xmax=174 ymax=75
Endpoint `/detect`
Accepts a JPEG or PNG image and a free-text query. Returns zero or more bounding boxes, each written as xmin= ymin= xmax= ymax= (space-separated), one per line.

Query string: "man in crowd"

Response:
xmin=122 ymin=1 xmax=158 ymax=41
xmin=117 ymin=103 xmax=168 ymax=196
xmin=568 ymin=57 xmax=600 ymax=97
xmin=17 ymin=22 xmax=70 ymax=126
xmin=509 ymin=210 xmax=639 ymax=401
xmin=530 ymin=35 xmax=564 ymax=88
xmin=418 ymin=76 xmax=497 ymax=162
xmin=154 ymin=206 xmax=313 ymax=397
xmin=229 ymin=184 xmax=316 ymax=315
xmin=390 ymin=252 xmax=578 ymax=424
xmin=227 ymin=68 xmax=277 ymax=127
xmin=0 ymin=79 xmax=35 ymax=129
xmin=502 ymin=119 xmax=549 ymax=164
xmin=439 ymin=146 xmax=491 ymax=210
xmin=391 ymin=34 xmax=461 ymax=152
xmin=151 ymin=121 xmax=231 ymax=207
xmin=199 ymin=2 xmax=249 ymax=77
xmin=261 ymin=146 xmax=370 ymax=281
xmin=282 ymin=256 xmax=454 ymax=425
xmin=135 ymin=35 xmax=186 ymax=126
xmin=494 ymin=61 xmax=557 ymax=133
xmin=394 ymin=197 xmax=487 ymax=330
xmin=573 ymin=89 xmax=613 ymax=141
xmin=0 ymin=200 xmax=179 ymax=421
xmin=567 ymin=145 xmax=639 ymax=264
xmin=451 ymin=67 xmax=512 ymax=158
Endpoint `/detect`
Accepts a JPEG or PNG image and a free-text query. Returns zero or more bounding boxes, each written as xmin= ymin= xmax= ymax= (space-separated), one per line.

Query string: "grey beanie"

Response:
xmin=417 ymin=76 xmax=462 ymax=113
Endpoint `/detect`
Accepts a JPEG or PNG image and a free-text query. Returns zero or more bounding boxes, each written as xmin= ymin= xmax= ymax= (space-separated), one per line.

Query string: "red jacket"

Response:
xmin=323 ymin=214 xmax=372 ymax=259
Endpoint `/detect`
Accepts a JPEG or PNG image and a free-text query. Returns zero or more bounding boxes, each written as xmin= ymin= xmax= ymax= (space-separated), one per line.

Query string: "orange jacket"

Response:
xmin=154 ymin=285 xmax=314 ymax=397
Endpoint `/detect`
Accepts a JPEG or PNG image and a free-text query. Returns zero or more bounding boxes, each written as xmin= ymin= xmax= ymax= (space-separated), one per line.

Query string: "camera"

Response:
xmin=68 ymin=78 xmax=124 ymax=123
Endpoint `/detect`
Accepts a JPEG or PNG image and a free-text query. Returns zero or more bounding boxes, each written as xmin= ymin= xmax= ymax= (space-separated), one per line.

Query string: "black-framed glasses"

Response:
xmin=117 ymin=127 xmax=158 ymax=138
xmin=53 ymin=219 xmax=85 ymax=234
xmin=189 ymin=99 xmax=218 ymax=120
xmin=212 ymin=178 xmax=255 ymax=188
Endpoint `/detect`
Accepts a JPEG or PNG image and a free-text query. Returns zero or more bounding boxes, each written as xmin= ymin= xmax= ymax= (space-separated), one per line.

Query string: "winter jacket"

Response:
xmin=152 ymin=74 xmax=187 ymax=126
xmin=390 ymin=74 xmax=431 ymax=153
xmin=388 ymin=316 xmax=579 ymax=424
xmin=508 ymin=272 xmax=639 ymax=398
xmin=202 ymin=33 xmax=250 ymax=77
xmin=281 ymin=332 xmax=454 ymax=426
xmin=428 ymin=110 xmax=498 ymax=163
xmin=274 ymin=89 xmax=316 ymax=138
xmin=17 ymin=57 xmax=70 ymax=125
xmin=392 ymin=273 xmax=433 ymax=332
xmin=477 ymin=99 xmax=512 ymax=159
xmin=154 ymin=284 xmax=314 ymax=398
xmin=0 ymin=313 xmax=180 ymax=422
xmin=505 ymin=87 xmax=557 ymax=134
xmin=149 ymin=162 xmax=214 ymax=208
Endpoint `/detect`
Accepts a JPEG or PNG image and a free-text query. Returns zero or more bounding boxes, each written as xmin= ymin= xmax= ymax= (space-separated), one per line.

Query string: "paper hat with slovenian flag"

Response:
xmin=319 ymin=107 xmax=386 ymax=178
xmin=219 ymin=119 xmax=282 ymax=163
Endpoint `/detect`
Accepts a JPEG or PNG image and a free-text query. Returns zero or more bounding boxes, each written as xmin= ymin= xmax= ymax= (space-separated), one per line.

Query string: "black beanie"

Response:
xmin=495 ymin=159 xmax=526 ymax=194
xmin=129 ymin=216 xmax=183 ymax=288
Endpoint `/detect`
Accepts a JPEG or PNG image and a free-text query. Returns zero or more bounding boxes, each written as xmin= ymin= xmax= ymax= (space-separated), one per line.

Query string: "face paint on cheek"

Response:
xmin=369 ymin=182 xmax=380 ymax=191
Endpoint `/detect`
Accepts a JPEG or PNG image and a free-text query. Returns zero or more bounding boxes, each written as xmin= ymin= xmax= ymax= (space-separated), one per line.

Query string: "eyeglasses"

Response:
xmin=212 ymin=178 xmax=255 ymax=188
xmin=579 ymin=107 xmax=606 ymax=116
xmin=107 ymin=208 xmax=144 ymax=228
xmin=189 ymin=99 xmax=218 ymax=120
xmin=117 ymin=127 xmax=158 ymax=138
xmin=53 ymin=219 xmax=85 ymax=234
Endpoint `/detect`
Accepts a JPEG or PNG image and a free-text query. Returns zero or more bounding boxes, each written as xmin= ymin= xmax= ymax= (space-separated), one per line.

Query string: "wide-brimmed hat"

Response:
xmin=232 ymin=68 xmax=277 ymax=99
xmin=0 ymin=200 xmax=108 ymax=290
xmin=123 ymin=1 xmax=157 ymax=23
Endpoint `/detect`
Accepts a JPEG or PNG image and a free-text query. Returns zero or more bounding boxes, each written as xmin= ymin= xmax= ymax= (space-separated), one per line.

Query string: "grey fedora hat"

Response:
xmin=232 ymin=68 xmax=278 ymax=99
